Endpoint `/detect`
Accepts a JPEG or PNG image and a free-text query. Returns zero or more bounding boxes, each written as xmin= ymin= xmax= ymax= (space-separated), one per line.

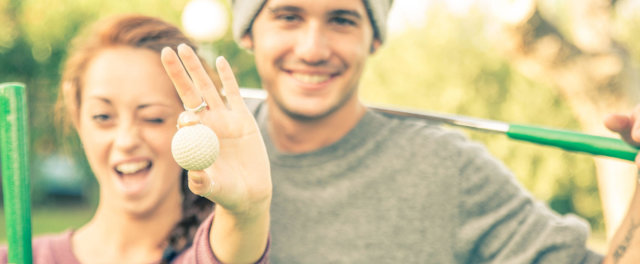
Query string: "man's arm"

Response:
xmin=603 ymin=108 xmax=640 ymax=263
xmin=604 ymin=185 xmax=640 ymax=263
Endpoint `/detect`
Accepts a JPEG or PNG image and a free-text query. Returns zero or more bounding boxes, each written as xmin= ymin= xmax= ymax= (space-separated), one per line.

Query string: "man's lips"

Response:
xmin=290 ymin=72 xmax=332 ymax=84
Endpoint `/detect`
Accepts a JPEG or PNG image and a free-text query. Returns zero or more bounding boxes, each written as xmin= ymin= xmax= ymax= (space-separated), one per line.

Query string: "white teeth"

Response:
xmin=116 ymin=161 xmax=150 ymax=174
xmin=292 ymin=73 xmax=330 ymax=84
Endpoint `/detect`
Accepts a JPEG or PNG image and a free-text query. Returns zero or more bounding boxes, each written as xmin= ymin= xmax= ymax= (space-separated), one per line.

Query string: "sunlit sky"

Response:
xmin=187 ymin=0 xmax=640 ymax=41
xmin=386 ymin=0 xmax=640 ymax=37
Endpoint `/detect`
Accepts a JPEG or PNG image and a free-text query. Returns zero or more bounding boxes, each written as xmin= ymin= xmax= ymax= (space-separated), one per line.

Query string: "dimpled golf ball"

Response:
xmin=171 ymin=124 xmax=220 ymax=171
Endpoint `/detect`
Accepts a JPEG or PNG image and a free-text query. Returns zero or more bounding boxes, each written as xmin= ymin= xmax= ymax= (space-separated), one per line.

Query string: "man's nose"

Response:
xmin=294 ymin=22 xmax=331 ymax=65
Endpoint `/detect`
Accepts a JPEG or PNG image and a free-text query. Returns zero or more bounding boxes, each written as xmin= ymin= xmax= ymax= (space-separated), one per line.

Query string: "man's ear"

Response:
xmin=370 ymin=39 xmax=381 ymax=54
xmin=240 ymin=33 xmax=254 ymax=50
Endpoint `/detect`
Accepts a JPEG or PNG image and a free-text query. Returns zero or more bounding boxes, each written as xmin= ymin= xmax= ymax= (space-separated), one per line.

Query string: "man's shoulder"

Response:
xmin=244 ymin=97 xmax=263 ymax=114
xmin=371 ymin=109 xmax=467 ymax=144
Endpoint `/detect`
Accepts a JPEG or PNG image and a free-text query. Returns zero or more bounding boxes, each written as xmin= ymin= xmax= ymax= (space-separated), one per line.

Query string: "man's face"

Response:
xmin=243 ymin=0 xmax=380 ymax=121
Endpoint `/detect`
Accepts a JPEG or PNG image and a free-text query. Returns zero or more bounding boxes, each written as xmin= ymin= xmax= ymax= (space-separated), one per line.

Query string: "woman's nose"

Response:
xmin=113 ymin=122 xmax=142 ymax=152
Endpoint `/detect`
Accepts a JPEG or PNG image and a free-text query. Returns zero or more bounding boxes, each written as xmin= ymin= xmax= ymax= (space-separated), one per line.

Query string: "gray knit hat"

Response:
xmin=232 ymin=0 xmax=393 ymax=44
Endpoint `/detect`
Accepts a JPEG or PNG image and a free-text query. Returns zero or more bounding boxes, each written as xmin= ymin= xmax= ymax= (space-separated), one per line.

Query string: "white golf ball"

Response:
xmin=171 ymin=124 xmax=220 ymax=171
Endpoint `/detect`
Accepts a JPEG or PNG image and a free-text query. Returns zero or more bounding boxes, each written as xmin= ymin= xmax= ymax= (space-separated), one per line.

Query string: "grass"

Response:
xmin=0 ymin=205 xmax=95 ymax=243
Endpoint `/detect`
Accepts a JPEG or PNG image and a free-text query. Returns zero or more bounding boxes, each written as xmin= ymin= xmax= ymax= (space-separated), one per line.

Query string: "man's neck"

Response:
xmin=267 ymin=98 xmax=367 ymax=154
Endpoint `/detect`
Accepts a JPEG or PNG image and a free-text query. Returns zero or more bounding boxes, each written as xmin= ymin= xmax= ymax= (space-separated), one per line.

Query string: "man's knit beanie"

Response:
xmin=232 ymin=0 xmax=393 ymax=44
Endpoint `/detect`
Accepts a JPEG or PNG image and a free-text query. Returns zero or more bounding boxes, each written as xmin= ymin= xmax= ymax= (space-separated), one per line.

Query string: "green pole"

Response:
xmin=507 ymin=124 xmax=638 ymax=162
xmin=0 ymin=83 xmax=33 ymax=264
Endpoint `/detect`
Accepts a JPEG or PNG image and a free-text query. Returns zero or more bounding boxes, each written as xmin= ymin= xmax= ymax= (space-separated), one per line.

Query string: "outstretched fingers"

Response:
xmin=215 ymin=56 xmax=245 ymax=110
xmin=605 ymin=106 xmax=640 ymax=147
xmin=160 ymin=46 xmax=202 ymax=109
xmin=605 ymin=114 xmax=634 ymax=144
xmin=176 ymin=44 xmax=226 ymax=110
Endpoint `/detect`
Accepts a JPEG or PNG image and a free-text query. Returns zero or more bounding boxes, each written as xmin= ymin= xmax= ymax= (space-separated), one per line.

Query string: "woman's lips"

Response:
xmin=115 ymin=160 xmax=151 ymax=174
xmin=113 ymin=160 xmax=153 ymax=197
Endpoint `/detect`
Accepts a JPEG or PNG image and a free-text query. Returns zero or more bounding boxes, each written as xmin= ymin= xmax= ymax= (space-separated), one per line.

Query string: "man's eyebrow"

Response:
xmin=329 ymin=9 xmax=363 ymax=20
xmin=268 ymin=5 xmax=303 ymax=14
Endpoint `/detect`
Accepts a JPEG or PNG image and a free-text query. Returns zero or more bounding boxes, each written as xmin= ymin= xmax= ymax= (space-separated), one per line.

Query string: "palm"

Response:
xmin=201 ymin=105 xmax=271 ymax=212
xmin=161 ymin=44 xmax=271 ymax=214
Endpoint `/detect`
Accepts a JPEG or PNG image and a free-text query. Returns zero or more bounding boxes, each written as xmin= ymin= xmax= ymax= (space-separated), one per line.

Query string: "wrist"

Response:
xmin=216 ymin=197 xmax=271 ymax=224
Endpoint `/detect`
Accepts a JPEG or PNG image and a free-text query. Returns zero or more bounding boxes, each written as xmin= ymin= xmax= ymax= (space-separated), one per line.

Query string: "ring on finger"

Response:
xmin=184 ymin=97 xmax=208 ymax=113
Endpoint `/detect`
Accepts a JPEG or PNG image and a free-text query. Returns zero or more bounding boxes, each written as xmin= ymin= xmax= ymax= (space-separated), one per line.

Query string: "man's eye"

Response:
xmin=331 ymin=17 xmax=356 ymax=26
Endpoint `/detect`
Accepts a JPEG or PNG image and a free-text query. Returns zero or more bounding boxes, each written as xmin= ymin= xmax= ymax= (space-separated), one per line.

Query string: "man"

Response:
xmin=231 ymin=0 xmax=640 ymax=262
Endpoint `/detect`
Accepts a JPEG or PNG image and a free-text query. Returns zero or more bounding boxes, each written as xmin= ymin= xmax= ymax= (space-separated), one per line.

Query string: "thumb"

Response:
xmin=188 ymin=170 xmax=218 ymax=199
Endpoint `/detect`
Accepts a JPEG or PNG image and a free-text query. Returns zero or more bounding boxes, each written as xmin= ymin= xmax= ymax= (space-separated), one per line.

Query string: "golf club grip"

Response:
xmin=0 ymin=83 xmax=33 ymax=264
xmin=506 ymin=124 xmax=638 ymax=162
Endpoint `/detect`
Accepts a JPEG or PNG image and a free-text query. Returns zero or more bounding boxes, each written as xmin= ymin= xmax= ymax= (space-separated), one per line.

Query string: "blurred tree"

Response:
xmin=0 ymin=0 xmax=258 ymax=204
xmin=489 ymin=0 xmax=639 ymax=240
xmin=360 ymin=3 xmax=603 ymax=238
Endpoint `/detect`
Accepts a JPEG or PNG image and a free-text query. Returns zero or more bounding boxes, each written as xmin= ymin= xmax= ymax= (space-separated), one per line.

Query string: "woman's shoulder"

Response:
xmin=0 ymin=230 xmax=79 ymax=264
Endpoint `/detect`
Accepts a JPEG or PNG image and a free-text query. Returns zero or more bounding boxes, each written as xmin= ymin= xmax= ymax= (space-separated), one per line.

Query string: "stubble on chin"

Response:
xmin=270 ymin=86 xmax=358 ymax=123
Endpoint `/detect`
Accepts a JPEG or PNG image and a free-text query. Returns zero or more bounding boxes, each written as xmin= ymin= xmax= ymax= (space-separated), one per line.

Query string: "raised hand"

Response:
xmin=161 ymin=44 xmax=271 ymax=263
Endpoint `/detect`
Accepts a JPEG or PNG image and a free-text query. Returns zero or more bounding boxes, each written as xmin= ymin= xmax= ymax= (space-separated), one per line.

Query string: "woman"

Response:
xmin=1 ymin=14 xmax=271 ymax=263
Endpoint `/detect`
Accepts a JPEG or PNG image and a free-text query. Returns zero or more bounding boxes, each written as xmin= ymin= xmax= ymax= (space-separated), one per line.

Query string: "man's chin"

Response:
xmin=281 ymin=107 xmax=335 ymax=122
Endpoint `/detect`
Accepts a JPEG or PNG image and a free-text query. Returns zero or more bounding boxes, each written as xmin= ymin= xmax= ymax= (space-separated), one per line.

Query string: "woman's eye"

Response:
xmin=277 ymin=14 xmax=301 ymax=23
xmin=92 ymin=114 xmax=111 ymax=123
xmin=146 ymin=118 xmax=165 ymax=124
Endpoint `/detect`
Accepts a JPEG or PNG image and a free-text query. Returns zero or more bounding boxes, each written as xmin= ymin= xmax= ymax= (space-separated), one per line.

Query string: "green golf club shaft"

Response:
xmin=239 ymin=88 xmax=639 ymax=162
xmin=506 ymin=124 xmax=637 ymax=162
xmin=0 ymin=83 xmax=33 ymax=264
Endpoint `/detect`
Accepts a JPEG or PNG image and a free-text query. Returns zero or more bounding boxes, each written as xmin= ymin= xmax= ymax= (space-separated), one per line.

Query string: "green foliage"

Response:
xmin=361 ymin=8 xmax=603 ymax=231
xmin=0 ymin=0 xmax=259 ymax=204
xmin=5 ymin=0 xmax=640 ymax=237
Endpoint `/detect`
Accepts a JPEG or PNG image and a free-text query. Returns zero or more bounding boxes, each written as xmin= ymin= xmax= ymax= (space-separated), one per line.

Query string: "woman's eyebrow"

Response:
xmin=86 ymin=96 xmax=112 ymax=105
xmin=137 ymin=103 xmax=173 ymax=110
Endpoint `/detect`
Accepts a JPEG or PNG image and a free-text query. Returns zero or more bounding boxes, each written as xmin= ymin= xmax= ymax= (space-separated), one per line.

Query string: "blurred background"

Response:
xmin=2 ymin=0 xmax=640 ymax=253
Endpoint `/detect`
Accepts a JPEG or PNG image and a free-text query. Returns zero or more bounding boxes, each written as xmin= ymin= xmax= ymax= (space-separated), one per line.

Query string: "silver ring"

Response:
xmin=184 ymin=98 xmax=207 ymax=113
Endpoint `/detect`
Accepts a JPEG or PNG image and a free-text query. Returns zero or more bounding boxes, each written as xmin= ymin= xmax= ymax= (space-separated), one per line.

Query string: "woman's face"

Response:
xmin=77 ymin=47 xmax=184 ymax=216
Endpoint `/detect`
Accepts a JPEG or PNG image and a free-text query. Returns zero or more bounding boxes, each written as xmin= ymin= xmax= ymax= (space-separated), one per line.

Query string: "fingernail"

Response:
xmin=190 ymin=172 xmax=203 ymax=184
xmin=177 ymin=43 xmax=190 ymax=53
xmin=216 ymin=56 xmax=226 ymax=66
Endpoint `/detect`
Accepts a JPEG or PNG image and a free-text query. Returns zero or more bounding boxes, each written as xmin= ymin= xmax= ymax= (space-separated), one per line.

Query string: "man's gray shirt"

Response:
xmin=248 ymin=99 xmax=603 ymax=263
